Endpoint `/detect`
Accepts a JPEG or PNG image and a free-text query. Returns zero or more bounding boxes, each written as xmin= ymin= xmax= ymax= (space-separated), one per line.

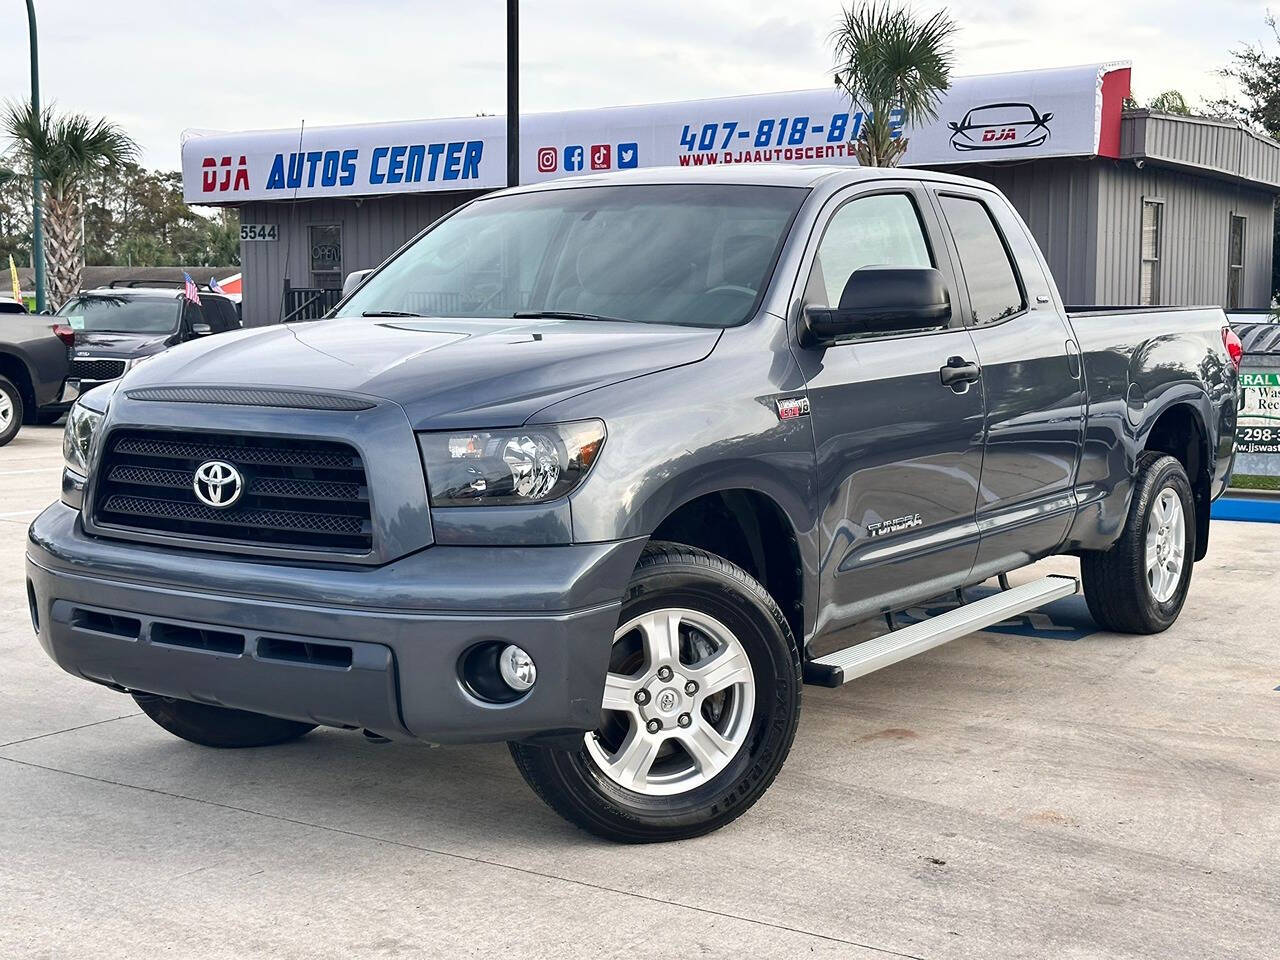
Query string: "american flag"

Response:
xmin=182 ymin=271 xmax=202 ymax=305
xmin=208 ymin=276 xmax=225 ymax=295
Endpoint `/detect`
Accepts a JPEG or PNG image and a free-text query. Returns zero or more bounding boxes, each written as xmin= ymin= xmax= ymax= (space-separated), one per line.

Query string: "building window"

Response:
xmin=1139 ymin=199 xmax=1162 ymax=306
xmin=309 ymin=224 xmax=343 ymax=289
xmin=1228 ymin=215 xmax=1246 ymax=310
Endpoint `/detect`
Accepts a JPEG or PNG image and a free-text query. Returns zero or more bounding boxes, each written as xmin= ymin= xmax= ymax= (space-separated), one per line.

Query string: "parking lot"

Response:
xmin=2 ymin=424 xmax=1278 ymax=959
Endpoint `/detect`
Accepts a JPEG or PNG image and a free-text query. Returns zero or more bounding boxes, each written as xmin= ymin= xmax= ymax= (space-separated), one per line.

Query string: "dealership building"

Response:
xmin=181 ymin=62 xmax=1280 ymax=326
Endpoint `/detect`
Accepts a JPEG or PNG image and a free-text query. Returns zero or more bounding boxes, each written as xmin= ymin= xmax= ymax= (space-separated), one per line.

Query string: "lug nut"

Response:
xmin=677 ymin=713 xmax=692 ymax=728
xmin=634 ymin=689 xmax=650 ymax=705
xmin=646 ymin=719 xmax=662 ymax=734
xmin=657 ymin=666 xmax=674 ymax=681
xmin=684 ymin=680 xmax=698 ymax=695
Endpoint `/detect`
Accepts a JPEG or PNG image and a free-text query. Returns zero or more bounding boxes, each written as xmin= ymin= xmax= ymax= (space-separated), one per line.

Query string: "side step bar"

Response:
xmin=803 ymin=575 xmax=1078 ymax=687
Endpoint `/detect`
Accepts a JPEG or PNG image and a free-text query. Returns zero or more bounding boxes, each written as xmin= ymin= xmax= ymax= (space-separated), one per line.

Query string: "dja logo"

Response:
xmin=202 ymin=155 xmax=250 ymax=193
xmin=982 ymin=128 xmax=1019 ymax=143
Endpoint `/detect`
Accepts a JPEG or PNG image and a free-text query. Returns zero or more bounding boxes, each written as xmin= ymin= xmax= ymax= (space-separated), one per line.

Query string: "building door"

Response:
xmin=310 ymin=224 xmax=343 ymax=289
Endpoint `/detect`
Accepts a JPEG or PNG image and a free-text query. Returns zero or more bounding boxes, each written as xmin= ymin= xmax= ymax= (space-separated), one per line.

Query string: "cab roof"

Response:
xmin=498 ymin=164 xmax=996 ymax=195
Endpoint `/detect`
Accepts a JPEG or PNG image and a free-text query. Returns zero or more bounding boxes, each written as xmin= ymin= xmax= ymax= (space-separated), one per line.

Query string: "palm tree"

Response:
xmin=3 ymin=102 xmax=137 ymax=306
xmin=830 ymin=2 xmax=958 ymax=166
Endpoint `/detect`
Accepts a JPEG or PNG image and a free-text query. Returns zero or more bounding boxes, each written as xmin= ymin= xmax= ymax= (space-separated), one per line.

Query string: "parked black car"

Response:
xmin=0 ymin=300 xmax=72 ymax=446
xmin=55 ymin=282 xmax=242 ymax=396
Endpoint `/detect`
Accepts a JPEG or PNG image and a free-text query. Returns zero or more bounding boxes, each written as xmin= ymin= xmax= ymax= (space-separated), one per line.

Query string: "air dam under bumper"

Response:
xmin=26 ymin=502 xmax=645 ymax=744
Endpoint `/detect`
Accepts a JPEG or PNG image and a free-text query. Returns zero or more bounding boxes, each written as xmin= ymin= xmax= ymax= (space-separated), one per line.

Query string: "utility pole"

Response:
xmin=506 ymin=0 xmax=519 ymax=188
xmin=26 ymin=0 xmax=46 ymax=313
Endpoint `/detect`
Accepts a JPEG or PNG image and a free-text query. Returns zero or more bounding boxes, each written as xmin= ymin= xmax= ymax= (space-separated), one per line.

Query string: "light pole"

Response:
xmin=506 ymin=0 xmax=519 ymax=188
xmin=26 ymin=0 xmax=46 ymax=313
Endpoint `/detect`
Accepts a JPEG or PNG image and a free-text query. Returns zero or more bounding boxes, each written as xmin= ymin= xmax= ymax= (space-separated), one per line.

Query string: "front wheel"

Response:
xmin=0 ymin=376 xmax=22 ymax=447
xmin=1081 ymin=452 xmax=1196 ymax=634
xmin=510 ymin=542 xmax=802 ymax=843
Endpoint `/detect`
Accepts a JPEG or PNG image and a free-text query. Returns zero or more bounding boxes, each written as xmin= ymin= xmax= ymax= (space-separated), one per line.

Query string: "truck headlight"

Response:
xmin=63 ymin=402 xmax=104 ymax=476
xmin=419 ymin=420 xmax=606 ymax=507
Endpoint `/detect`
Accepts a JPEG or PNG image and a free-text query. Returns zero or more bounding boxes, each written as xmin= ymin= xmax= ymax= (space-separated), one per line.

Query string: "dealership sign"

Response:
xmin=1239 ymin=371 xmax=1280 ymax=455
xmin=182 ymin=62 xmax=1130 ymax=205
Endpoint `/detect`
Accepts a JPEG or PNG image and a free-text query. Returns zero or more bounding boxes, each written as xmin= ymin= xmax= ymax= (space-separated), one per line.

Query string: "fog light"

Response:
xmin=498 ymin=644 xmax=536 ymax=692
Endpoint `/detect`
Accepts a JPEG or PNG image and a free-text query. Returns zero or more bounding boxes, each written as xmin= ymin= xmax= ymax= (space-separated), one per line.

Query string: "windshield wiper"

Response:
xmin=361 ymin=310 xmax=424 ymax=318
xmin=513 ymin=310 xmax=626 ymax=323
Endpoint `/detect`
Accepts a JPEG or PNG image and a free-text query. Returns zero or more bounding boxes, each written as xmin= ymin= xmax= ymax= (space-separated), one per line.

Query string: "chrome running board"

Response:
xmin=803 ymin=575 xmax=1079 ymax=687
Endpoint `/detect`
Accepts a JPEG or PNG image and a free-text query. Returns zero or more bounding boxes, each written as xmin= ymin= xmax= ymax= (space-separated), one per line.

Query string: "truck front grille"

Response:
xmin=70 ymin=358 xmax=127 ymax=382
xmin=94 ymin=430 xmax=372 ymax=553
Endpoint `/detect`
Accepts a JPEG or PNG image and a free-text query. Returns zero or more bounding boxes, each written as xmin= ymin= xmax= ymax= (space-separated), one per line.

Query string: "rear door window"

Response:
xmin=938 ymin=195 xmax=1026 ymax=325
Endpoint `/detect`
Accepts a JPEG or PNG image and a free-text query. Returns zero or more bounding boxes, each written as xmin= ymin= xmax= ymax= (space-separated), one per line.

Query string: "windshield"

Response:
xmin=57 ymin=295 xmax=180 ymax=334
xmin=338 ymin=184 xmax=806 ymax=328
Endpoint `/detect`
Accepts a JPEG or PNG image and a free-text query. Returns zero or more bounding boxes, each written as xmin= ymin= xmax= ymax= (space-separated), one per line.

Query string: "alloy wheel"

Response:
xmin=1145 ymin=487 xmax=1186 ymax=603
xmin=585 ymin=608 xmax=756 ymax=796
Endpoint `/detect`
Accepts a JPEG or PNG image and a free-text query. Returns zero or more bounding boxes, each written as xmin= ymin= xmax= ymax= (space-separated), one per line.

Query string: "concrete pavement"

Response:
xmin=2 ymin=426 xmax=1278 ymax=959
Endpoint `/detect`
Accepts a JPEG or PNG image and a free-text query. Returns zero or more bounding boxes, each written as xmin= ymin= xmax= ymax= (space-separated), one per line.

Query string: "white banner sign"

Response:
xmin=183 ymin=63 xmax=1129 ymax=205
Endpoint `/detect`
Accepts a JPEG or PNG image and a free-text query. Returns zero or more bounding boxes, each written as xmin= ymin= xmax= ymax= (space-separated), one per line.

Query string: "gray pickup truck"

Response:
xmin=26 ymin=166 xmax=1239 ymax=842
xmin=0 ymin=301 xmax=71 ymax=445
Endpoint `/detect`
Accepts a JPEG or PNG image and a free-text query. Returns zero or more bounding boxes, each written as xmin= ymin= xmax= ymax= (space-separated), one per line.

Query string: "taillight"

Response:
xmin=1222 ymin=326 xmax=1243 ymax=372
xmin=52 ymin=324 xmax=75 ymax=348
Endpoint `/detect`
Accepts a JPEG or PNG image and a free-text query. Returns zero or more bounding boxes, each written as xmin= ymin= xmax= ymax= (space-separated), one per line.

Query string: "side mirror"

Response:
xmin=802 ymin=266 xmax=951 ymax=347
xmin=947 ymin=121 xmax=960 ymax=131
xmin=1041 ymin=111 xmax=1054 ymax=123
xmin=342 ymin=269 xmax=374 ymax=297
xmin=190 ymin=322 xmax=212 ymax=337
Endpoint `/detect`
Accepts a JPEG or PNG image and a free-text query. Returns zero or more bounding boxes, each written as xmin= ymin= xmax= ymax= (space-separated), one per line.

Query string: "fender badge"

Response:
xmin=868 ymin=513 xmax=923 ymax=538
xmin=775 ymin=396 xmax=810 ymax=421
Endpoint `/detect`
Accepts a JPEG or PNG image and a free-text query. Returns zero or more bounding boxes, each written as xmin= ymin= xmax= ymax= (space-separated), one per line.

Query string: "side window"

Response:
xmin=805 ymin=193 xmax=932 ymax=308
xmin=938 ymin=195 xmax=1025 ymax=325
xmin=206 ymin=297 xmax=237 ymax=332
xmin=181 ymin=300 xmax=205 ymax=330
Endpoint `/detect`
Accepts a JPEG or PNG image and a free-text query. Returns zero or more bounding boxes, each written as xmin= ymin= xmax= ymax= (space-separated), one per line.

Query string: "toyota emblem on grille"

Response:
xmin=193 ymin=460 xmax=244 ymax=508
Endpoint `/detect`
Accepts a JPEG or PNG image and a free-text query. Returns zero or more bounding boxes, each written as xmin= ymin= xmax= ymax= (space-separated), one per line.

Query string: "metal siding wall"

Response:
xmin=1095 ymin=162 xmax=1274 ymax=308
xmin=238 ymin=191 xmax=483 ymax=326
xmin=935 ymin=159 xmax=1100 ymax=304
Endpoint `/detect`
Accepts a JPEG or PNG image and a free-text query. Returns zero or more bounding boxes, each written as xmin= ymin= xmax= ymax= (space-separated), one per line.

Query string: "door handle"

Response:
xmin=939 ymin=356 xmax=982 ymax=388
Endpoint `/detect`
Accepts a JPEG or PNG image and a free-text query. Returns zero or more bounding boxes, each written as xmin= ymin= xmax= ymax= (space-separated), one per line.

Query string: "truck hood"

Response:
xmin=124 ymin=316 xmax=721 ymax=428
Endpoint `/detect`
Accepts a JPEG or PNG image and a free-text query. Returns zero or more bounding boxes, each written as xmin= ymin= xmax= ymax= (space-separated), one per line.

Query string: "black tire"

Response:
xmin=0 ymin=375 xmax=23 ymax=447
xmin=132 ymin=694 xmax=316 ymax=748
xmin=510 ymin=541 xmax=802 ymax=843
xmin=1081 ymin=452 xmax=1196 ymax=634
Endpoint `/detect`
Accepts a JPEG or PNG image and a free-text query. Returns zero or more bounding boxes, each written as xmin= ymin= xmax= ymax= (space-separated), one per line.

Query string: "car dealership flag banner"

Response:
xmin=182 ymin=62 xmax=1130 ymax=205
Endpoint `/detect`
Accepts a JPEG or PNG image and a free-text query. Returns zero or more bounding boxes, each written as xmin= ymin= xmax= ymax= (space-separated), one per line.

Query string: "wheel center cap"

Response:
xmin=654 ymin=688 xmax=681 ymax=714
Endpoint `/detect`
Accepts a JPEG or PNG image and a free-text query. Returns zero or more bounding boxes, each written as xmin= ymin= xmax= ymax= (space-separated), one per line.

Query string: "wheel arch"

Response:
xmin=0 ymin=350 xmax=37 ymax=417
xmin=1140 ymin=399 xmax=1212 ymax=561
xmin=648 ymin=487 xmax=809 ymax=645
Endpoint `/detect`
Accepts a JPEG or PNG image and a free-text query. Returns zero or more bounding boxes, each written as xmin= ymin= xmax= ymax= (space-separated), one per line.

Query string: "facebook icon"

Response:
xmin=564 ymin=145 xmax=585 ymax=172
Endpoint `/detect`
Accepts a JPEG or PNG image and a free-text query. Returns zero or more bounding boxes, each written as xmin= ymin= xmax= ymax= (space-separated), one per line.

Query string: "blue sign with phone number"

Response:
xmin=678 ymin=109 xmax=906 ymax=153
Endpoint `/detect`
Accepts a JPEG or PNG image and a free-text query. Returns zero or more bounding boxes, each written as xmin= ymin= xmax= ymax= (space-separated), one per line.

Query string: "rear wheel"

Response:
xmin=0 ymin=376 xmax=22 ymax=446
xmin=1081 ymin=453 xmax=1195 ymax=634
xmin=133 ymin=694 xmax=316 ymax=748
xmin=510 ymin=542 xmax=802 ymax=843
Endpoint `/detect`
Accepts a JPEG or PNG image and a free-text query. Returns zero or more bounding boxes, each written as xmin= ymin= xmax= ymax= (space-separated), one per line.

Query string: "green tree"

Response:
xmin=1205 ymin=14 xmax=1280 ymax=137
xmin=2 ymin=101 xmax=137 ymax=307
xmin=830 ymin=2 xmax=957 ymax=166
xmin=1205 ymin=15 xmax=1280 ymax=303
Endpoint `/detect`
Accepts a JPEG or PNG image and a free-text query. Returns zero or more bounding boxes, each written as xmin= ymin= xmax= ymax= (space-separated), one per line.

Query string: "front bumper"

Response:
xmin=27 ymin=502 xmax=644 ymax=744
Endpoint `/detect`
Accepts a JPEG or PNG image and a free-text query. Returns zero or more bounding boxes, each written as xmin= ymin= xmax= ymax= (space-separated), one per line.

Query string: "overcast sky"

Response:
xmin=0 ymin=0 xmax=1271 ymax=169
